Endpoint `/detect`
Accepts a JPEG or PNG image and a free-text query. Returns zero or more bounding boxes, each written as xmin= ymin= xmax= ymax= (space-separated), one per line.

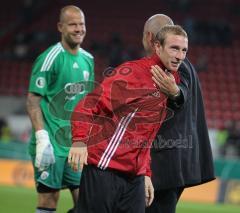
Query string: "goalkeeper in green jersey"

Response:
xmin=26 ymin=5 xmax=94 ymax=213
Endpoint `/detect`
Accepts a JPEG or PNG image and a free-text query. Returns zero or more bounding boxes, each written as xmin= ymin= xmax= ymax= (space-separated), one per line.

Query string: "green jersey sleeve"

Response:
xmin=29 ymin=43 xmax=64 ymax=96
xmin=29 ymin=55 xmax=49 ymax=96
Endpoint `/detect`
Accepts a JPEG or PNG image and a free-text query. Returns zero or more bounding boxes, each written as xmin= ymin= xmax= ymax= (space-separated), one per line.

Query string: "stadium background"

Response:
xmin=0 ymin=0 xmax=240 ymax=212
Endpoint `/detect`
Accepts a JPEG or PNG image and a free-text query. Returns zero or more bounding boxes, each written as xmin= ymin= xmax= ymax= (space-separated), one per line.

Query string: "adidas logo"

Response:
xmin=73 ymin=62 xmax=79 ymax=69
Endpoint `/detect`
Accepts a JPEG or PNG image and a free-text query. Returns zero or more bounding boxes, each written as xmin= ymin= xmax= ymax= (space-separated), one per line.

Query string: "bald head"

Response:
xmin=144 ymin=14 xmax=174 ymax=37
xmin=59 ymin=5 xmax=84 ymax=23
xmin=142 ymin=14 xmax=174 ymax=55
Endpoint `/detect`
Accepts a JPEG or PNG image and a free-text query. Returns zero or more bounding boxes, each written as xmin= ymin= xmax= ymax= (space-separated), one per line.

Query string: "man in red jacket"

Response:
xmin=68 ymin=25 xmax=188 ymax=213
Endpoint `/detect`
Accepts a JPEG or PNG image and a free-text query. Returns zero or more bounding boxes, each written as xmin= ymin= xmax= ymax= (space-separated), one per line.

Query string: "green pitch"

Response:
xmin=0 ymin=185 xmax=72 ymax=213
xmin=0 ymin=185 xmax=239 ymax=213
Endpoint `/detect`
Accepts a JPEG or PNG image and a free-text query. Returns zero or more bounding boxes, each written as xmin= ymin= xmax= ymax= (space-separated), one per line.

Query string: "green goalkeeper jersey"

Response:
xmin=28 ymin=42 xmax=94 ymax=157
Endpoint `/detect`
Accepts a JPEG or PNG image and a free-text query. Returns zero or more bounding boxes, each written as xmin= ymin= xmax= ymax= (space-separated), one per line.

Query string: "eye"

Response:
xmin=182 ymin=48 xmax=188 ymax=53
xmin=170 ymin=46 xmax=179 ymax=51
xmin=69 ymin=23 xmax=77 ymax=27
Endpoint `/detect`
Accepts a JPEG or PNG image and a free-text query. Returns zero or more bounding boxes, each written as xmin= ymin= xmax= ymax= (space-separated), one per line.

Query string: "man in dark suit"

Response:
xmin=143 ymin=14 xmax=215 ymax=213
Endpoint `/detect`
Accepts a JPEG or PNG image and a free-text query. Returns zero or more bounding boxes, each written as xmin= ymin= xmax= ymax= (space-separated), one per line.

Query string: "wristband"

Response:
xmin=169 ymin=88 xmax=181 ymax=100
xmin=35 ymin=129 xmax=49 ymax=142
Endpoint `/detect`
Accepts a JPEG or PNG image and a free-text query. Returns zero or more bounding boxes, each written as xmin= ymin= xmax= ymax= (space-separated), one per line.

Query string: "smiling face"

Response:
xmin=58 ymin=9 xmax=86 ymax=50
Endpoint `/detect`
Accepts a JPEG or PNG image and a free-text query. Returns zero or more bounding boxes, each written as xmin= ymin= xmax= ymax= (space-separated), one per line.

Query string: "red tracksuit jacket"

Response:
xmin=72 ymin=54 xmax=179 ymax=177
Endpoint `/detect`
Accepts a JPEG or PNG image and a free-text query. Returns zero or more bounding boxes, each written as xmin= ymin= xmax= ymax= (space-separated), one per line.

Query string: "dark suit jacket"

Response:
xmin=151 ymin=58 xmax=215 ymax=190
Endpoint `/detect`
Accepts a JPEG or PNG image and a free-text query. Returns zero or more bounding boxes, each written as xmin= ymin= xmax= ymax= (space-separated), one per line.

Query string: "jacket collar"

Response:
xmin=150 ymin=53 xmax=166 ymax=70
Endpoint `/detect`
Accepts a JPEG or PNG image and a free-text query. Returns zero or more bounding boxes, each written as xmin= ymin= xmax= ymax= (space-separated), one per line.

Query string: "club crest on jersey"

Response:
xmin=36 ymin=77 xmax=45 ymax=88
xmin=40 ymin=171 xmax=49 ymax=180
xmin=83 ymin=70 xmax=89 ymax=81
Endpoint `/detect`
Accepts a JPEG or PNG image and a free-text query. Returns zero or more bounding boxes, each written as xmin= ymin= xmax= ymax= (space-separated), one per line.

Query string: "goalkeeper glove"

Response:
xmin=35 ymin=129 xmax=55 ymax=171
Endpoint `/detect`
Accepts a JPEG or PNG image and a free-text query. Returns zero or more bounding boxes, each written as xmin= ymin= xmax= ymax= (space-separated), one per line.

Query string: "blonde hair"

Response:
xmin=155 ymin=25 xmax=188 ymax=46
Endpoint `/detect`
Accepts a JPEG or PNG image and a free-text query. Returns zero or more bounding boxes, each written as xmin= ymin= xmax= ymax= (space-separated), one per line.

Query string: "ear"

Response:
xmin=154 ymin=41 xmax=161 ymax=54
xmin=154 ymin=41 xmax=160 ymax=49
xmin=57 ymin=22 xmax=63 ymax=33
xmin=149 ymin=32 xmax=155 ymax=43
xmin=146 ymin=32 xmax=154 ymax=45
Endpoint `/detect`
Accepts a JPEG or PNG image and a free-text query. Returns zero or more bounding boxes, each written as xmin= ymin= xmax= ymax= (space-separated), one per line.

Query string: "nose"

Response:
xmin=75 ymin=25 xmax=81 ymax=32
